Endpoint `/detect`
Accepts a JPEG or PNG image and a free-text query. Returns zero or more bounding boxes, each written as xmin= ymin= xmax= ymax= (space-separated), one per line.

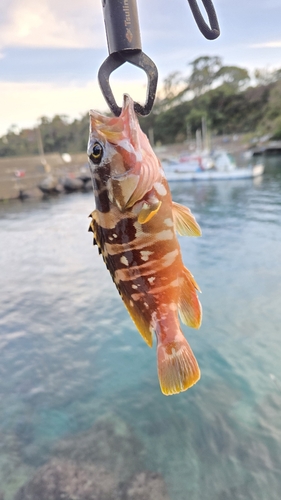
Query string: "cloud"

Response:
xmin=0 ymin=79 xmax=148 ymax=136
xmin=250 ymin=41 xmax=281 ymax=48
xmin=0 ymin=0 xmax=104 ymax=49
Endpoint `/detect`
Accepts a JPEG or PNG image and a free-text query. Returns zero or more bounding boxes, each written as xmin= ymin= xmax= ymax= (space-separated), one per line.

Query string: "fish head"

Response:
xmin=88 ymin=94 xmax=162 ymax=210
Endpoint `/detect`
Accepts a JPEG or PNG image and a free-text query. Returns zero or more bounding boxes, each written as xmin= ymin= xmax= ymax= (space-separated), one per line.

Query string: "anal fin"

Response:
xmin=178 ymin=267 xmax=202 ymax=329
xmin=172 ymin=201 xmax=201 ymax=236
xmin=122 ymin=293 xmax=153 ymax=347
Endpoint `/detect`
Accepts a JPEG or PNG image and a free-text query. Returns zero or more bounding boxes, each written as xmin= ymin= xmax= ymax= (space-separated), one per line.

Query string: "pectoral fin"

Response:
xmin=137 ymin=200 xmax=162 ymax=224
xmin=172 ymin=202 xmax=201 ymax=237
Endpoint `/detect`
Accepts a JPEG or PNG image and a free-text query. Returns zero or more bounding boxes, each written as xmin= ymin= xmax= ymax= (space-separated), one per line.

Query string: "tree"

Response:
xmin=254 ymin=67 xmax=281 ymax=87
xmin=260 ymin=80 xmax=281 ymax=137
xmin=187 ymin=55 xmax=222 ymax=96
xmin=161 ymin=71 xmax=184 ymax=100
xmin=216 ymin=66 xmax=250 ymax=91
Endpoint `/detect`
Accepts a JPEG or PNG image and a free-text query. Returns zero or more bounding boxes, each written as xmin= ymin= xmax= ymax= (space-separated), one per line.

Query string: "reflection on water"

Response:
xmin=0 ymin=157 xmax=281 ymax=499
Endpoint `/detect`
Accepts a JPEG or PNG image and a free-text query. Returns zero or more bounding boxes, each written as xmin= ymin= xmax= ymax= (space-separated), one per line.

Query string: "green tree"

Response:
xmin=216 ymin=66 xmax=250 ymax=91
xmin=188 ymin=55 xmax=222 ymax=96
xmin=261 ymin=80 xmax=281 ymax=137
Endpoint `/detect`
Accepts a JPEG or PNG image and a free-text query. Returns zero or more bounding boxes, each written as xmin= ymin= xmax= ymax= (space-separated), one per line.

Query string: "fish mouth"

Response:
xmin=89 ymin=94 xmax=139 ymax=145
xmin=122 ymin=93 xmax=134 ymax=113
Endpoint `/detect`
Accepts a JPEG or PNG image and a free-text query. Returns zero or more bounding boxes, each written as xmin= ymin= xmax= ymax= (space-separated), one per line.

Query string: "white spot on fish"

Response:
xmin=113 ymin=233 xmax=118 ymax=238
xmin=118 ymin=138 xmax=140 ymax=159
xmin=169 ymin=303 xmax=178 ymax=311
xmin=148 ymin=276 xmax=155 ymax=284
xmin=108 ymin=236 xmax=114 ymax=241
xmin=132 ymin=284 xmax=138 ymax=290
xmin=133 ymin=221 xmax=144 ymax=239
xmin=156 ymin=229 xmax=174 ymax=241
xmin=144 ymin=302 xmax=149 ymax=309
xmin=164 ymin=218 xmax=173 ymax=227
xmin=131 ymin=292 xmax=144 ymax=301
xmin=154 ymin=182 xmax=167 ymax=197
xmin=140 ymin=250 xmax=153 ymax=261
xmin=120 ymin=255 xmax=129 ymax=266
xmin=162 ymin=249 xmax=179 ymax=267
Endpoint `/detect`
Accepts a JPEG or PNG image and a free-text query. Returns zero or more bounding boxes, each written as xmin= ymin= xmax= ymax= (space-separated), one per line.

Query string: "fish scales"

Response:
xmin=88 ymin=94 xmax=202 ymax=395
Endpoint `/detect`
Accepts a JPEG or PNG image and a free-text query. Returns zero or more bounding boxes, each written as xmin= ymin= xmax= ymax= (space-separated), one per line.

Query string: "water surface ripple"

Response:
xmin=0 ymin=161 xmax=281 ymax=499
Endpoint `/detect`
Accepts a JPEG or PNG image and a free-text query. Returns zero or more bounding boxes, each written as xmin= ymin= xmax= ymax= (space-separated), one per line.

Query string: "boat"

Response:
xmin=162 ymin=151 xmax=264 ymax=182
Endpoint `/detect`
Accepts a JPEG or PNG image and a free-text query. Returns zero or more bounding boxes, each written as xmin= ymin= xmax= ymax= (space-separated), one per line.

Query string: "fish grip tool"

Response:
xmin=98 ymin=0 xmax=158 ymax=117
xmin=98 ymin=0 xmax=220 ymax=117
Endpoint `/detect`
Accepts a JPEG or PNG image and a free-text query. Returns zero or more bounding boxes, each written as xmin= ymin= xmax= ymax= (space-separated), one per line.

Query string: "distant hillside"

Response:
xmin=1 ymin=56 xmax=281 ymax=158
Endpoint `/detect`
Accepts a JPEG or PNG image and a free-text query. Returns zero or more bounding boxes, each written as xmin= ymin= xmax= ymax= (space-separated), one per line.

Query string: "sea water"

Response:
xmin=0 ymin=159 xmax=281 ymax=499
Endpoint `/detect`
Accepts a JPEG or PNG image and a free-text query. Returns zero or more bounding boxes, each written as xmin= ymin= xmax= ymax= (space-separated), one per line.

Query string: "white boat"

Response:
xmin=162 ymin=151 xmax=264 ymax=182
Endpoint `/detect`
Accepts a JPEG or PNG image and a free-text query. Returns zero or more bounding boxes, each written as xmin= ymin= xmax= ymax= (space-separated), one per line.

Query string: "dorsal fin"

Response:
xmin=172 ymin=202 xmax=201 ymax=237
xmin=88 ymin=209 xmax=98 ymax=237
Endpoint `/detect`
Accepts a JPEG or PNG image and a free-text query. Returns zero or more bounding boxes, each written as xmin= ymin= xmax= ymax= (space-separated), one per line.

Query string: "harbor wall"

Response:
xmin=0 ymin=153 xmax=87 ymax=200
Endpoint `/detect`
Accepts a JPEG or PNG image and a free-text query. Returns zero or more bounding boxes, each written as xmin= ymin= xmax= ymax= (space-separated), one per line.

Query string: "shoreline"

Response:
xmin=0 ymin=136 xmax=256 ymax=201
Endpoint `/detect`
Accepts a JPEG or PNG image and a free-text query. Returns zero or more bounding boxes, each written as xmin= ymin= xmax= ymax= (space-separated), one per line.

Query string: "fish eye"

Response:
xmin=89 ymin=142 xmax=103 ymax=164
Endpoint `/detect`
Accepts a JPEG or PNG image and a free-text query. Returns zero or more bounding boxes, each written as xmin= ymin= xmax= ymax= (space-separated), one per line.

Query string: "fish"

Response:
xmin=87 ymin=94 xmax=202 ymax=395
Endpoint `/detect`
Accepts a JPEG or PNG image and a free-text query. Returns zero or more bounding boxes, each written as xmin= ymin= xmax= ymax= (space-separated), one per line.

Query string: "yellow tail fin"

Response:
xmin=157 ymin=334 xmax=200 ymax=396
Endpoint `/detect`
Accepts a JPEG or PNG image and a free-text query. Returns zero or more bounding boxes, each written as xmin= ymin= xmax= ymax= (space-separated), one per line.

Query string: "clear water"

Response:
xmin=1 ymin=158 xmax=281 ymax=499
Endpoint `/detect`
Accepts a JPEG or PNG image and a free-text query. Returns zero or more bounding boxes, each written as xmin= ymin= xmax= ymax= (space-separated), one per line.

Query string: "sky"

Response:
xmin=1 ymin=0 xmax=281 ymax=136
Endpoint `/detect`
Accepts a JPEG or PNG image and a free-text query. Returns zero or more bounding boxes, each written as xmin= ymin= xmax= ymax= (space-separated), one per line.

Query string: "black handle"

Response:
xmin=102 ymin=0 xmax=142 ymax=53
xmin=99 ymin=0 xmax=158 ymax=116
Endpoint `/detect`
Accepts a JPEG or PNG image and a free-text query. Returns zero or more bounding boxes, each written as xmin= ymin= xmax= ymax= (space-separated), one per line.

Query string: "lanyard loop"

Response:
xmin=187 ymin=0 xmax=220 ymax=40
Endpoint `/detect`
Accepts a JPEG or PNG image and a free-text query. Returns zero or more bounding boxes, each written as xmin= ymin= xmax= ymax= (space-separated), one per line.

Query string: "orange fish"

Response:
xmin=87 ymin=95 xmax=202 ymax=395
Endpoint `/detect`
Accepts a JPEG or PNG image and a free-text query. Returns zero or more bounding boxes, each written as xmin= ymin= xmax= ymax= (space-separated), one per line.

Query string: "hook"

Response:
xmin=98 ymin=51 xmax=158 ymax=117
xmin=98 ymin=0 xmax=158 ymax=116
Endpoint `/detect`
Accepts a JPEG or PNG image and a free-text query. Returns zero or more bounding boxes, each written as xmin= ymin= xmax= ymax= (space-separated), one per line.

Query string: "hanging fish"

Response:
xmin=87 ymin=95 xmax=202 ymax=395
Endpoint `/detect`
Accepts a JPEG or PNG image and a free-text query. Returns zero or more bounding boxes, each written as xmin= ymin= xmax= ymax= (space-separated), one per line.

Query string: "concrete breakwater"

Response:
xmin=0 ymin=153 xmax=88 ymax=201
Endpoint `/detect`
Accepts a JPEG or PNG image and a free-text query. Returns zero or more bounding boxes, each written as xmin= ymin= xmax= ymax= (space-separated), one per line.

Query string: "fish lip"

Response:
xmin=88 ymin=93 xmax=133 ymax=119
xmin=123 ymin=93 xmax=133 ymax=109
xmin=122 ymin=93 xmax=137 ymax=121
xmin=89 ymin=108 xmax=105 ymax=119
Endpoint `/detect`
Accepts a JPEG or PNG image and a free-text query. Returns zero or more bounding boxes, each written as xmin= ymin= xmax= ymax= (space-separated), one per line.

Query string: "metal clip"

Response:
xmin=98 ymin=0 xmax=158 ymax=117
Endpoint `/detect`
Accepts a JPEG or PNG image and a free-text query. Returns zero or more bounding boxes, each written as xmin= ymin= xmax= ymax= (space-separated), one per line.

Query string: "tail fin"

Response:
xmin=157 ymin=333 xmax=200 ymax=396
